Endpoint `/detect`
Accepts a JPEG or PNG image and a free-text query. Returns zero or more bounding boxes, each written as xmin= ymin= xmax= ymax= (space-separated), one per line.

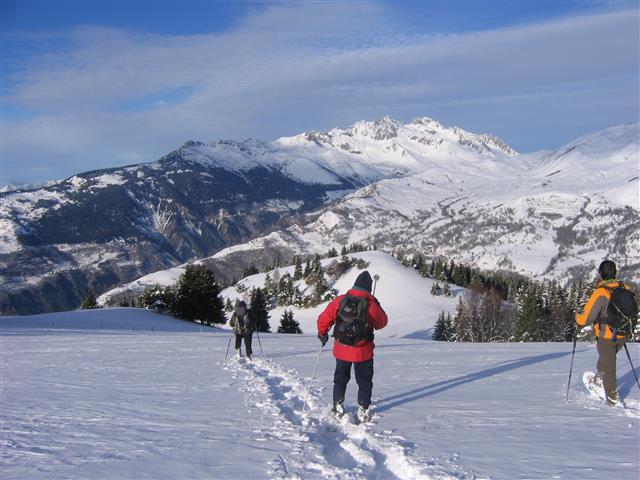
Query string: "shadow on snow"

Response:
xmin=375 ymin=351 xmax=572 ymax=413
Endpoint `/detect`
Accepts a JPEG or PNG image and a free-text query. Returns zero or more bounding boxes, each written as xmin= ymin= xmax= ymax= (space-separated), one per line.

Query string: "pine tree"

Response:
xmin=513 ymin=282 xmax=542 ymax=341
xmin=443 ymin=283 xmax=453 ymax=297
xmin=277 ymin=309 xmax=302 ymax=334
xmin=140 ymin=285 xmax=175 ymax=313
xmin=430 ymin=282 xmax=442 ymax=296
xmin=250 ymin=287 xmax=271 ymax=332
xmin=327 ymin=247 xmax=338 ymax=258
xmin=453 ymin=297 xmax=471 ymax=342
xmin=81 ymin=289 xmax=99 ymax=310
xmin=312 ymin=254 xmax=322 ymax=274
xmin=293 ymin=256 xmax=303 ymax=280
xmin=303 ymin=259 xmax=312 ymax=278
xmin=433 ymin=311 xmax=454 ymax=341
xmin=243 ymin=264 xmax=259 ymax=277
xmin=264 ymin=272 xmax=273 ymax=297
xmin=224 ymin=297 xmax=234 ymax=312
xmin=173 ymin=264 xmax=225 ymax=325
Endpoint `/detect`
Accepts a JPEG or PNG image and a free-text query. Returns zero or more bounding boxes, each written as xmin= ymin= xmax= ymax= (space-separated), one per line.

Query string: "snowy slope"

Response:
xmin=221 ymin=251 xmax=461 ymax=339
xmin=1 ymin=310 xmax=639 ymax=479
xmin=99 ymin=251 xmax=460 ymax=339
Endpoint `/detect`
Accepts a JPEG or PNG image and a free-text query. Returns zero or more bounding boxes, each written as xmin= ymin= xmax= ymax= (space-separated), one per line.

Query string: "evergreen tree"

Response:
xmin=140 ymin=285 xmax=176 ymax=313
xmin=513 ymin=283 xmax=542 ymax=341
xmin=224 ymin=297 xmax=234 ymax=312
xmin=277 ymin=273 xmax=294 ymax=306
xmin=243 ymin=264 xmax=259 ymax=277
xmin=433 ymin=311 xmax=454 ymax=341
xmin=453 ymin=297 xmax=472 ymax=342
xmin=293 ymin=256 xmax=303 ymax=281
xmin=277 ymin=309 xmax=302 ymax=334
xmin=430 ymin=282 xmax=442 ymax=296
xmin=303 ymin=259 xmax=312 ymax=278
xmin=312 ymin=254 xmax=322 ymax=274
xmin=264 ymin=272 xmax=273 ymax=297
xmin=250 ymin=287 xmax=271 ymax=332
xmin=81 ymin=289 xmax=99 ymax=310
xmin=443 ymin=283 xmax=453 ymax=297
xmin=327 ymin=247 xmax=338 ymax=258
xmin=173 ymin=264 xmax=225 ymax=325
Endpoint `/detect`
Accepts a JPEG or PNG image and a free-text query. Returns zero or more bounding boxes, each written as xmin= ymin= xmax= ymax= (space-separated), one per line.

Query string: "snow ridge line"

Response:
xmin=228 ymin=356 xmax=470 ymax=480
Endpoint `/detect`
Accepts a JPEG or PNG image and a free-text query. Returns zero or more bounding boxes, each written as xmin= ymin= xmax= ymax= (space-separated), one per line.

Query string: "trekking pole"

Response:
xmin=565 ymin=331 xmax=578 ymax=401
xmin=224 ymin=332 xmax=233 ymax=361
xmin=301 ymin=344 xmax=324 ymax=415
xmin=255 ymin=329 xmax=265 ymax=357
xmin=623 ymin=344 xmax=640 ymax=391
xmin=373 ymin=274 xmax=380 ymax=296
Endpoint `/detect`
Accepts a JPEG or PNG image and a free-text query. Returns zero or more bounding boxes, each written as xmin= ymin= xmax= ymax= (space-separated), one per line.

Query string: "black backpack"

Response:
xmin=332 ymin=295 xmax=372 ymax=346
xmin=602 ymin=283 xmax=638 ymax=337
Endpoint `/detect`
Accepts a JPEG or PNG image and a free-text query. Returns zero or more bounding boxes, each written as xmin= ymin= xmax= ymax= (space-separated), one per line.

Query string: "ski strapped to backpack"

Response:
xmin=332 ymin=295 xmax=373 ymax=346
xmin=601 ymin=282 xmax=638 ymax=338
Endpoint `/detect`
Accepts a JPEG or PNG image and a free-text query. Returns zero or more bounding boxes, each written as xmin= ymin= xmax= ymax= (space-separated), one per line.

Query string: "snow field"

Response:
xmin=226 ymin=356 xmax=443 ymax=479
xmin=1 ymin=311 xmax=639 ymax=479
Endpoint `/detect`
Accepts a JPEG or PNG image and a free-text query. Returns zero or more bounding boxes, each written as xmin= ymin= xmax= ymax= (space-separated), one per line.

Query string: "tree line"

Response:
xmin=396 ymin=252 xmax=637 ymax=343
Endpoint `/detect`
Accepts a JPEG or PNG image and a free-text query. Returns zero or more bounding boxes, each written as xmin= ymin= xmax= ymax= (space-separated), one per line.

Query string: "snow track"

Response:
xmin=225 ymin=356 xmax=472 ymax=480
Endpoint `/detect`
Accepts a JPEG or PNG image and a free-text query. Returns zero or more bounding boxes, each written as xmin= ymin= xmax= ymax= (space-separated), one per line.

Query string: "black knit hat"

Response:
xmin=353 ymin=271 xmax=373 ymax=293
xmin=598 ymin=260 xmax=617 ymax=280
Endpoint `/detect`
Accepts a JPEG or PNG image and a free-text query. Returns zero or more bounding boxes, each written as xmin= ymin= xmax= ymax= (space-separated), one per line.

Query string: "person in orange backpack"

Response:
xmin=575 ymin=260 xmax=634 ymax=404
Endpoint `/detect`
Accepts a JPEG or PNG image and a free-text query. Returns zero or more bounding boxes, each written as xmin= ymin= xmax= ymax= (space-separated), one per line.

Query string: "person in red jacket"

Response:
xmin=317 ymin=270 xmax=388 ymax=422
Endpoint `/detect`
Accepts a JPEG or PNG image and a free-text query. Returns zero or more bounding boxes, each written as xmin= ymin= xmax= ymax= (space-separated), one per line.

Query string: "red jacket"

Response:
xmin=317 ymin=288 xmax=388 ymax=362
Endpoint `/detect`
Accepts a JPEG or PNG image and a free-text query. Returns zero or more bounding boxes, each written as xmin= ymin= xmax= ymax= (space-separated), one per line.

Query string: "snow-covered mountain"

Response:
xmin=0 ymin=117 xmax=520 ymax=315
xmin=2 ymin=117 xmax=638 ymax=315
xmin=172 ymin=122 xmax=639 ymax=286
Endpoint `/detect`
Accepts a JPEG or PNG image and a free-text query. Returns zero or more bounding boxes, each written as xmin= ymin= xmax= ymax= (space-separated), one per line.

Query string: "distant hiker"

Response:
xmin=575 ymin=260 xmax=638 ymax=405
xmin=229 ymin=300 xmax=253 ymax=360
xmin=317 ymin=270 xmax=388 ymax=422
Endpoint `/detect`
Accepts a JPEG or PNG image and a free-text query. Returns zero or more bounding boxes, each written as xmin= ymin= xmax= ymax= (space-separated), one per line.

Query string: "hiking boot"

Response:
xmin=357 ymin=405 xmax=372 ymax=423
xmin=332 ymin=402 xmax=345 ymax=419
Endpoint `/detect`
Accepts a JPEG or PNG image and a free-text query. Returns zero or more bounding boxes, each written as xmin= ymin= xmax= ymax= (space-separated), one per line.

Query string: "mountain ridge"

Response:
xmin=2 ymin=118 xmax=638 ymax=315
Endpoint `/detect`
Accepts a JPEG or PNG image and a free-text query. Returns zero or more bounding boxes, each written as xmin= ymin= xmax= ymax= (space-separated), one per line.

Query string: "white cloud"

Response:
xmin=2 ymin=3 xmax=638 ymax=185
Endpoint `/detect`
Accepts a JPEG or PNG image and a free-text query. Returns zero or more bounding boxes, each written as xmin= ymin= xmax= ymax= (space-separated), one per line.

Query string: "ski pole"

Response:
xmin=302 ymin=344 xmax=324 ymax=415
xmin=565 ymin=331 xmax=578 ymax=401
xmin=373 ymin=274 xmax=380 ymax=296
xmin=623 ymin=344 xmax=640 ymax=391
xmin=255 ymin=329 xmax=265 ymax=358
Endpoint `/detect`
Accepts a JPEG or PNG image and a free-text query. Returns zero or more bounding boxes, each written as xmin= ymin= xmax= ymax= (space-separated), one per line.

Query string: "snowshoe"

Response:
xmin=583 ymin=371 xmax=621 ymax=406
xmin=356 ymin=405 xmax=372 ymax=424
xmin=332 ymin=402 xmax=345 ymax=420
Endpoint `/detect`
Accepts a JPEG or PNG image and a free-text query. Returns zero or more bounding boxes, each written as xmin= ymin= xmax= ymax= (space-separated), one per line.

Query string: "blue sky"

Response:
xmin=2 ymin=0 xmax=639 ymax=186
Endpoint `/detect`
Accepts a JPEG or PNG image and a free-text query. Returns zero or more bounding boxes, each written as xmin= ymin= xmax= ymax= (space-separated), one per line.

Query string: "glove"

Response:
xmin=318 ymin=334 xmax=329 ymax=346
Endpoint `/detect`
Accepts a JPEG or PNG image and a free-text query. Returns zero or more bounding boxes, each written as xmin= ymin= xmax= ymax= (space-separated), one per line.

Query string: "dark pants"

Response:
xmin=235 ymin=333 xmax=253 ymax=357
xmin=333 ymin=358 xmax=374 ymax=409
xmin=596 ymin=337 xmax=625 ymax=401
